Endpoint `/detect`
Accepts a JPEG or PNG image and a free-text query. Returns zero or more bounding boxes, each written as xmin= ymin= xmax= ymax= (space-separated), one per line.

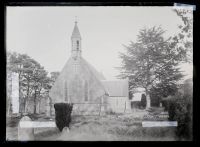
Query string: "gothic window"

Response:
xmin=64 ymin=81 xmax=68 ymax=102
xmin=73 ymin=61 xmax=78 ymax=73
xmin=77 ymin=40 xmax=79 ymax=50
xmin=84 ymin=81 xmax=89 ymax=101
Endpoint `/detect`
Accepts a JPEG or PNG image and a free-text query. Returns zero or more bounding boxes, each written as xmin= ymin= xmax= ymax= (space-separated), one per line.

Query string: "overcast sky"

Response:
xmin=6 ymin=6 xmax=192 ymax=80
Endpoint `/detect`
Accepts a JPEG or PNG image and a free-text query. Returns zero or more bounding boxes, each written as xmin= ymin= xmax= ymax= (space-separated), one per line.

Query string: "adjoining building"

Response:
xmin=102 ymin=79 xmax=131 ymax=113
xmin=130 ymin=88 xmax=146 ymax=109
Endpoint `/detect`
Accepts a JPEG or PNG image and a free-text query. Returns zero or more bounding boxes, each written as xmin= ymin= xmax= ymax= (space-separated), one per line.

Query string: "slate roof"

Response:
xmin=82 ymin=58 xmax=106 ymax=80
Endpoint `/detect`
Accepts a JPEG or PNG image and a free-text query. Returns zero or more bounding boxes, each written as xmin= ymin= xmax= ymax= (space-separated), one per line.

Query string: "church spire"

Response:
xmin=71 ymin=18 xmax=81 ymax=59
xmin=71 ymin=18 xmax=81 ymax=39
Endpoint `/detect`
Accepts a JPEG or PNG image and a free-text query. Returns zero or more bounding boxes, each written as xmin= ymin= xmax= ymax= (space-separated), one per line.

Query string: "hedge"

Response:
xmin=54 ymin=103 xmax=73 ymax=132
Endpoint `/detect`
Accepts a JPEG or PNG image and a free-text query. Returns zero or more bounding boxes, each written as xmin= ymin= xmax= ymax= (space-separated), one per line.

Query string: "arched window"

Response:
xmin=64 ymin=81 xmax=68 ymax=102
xmin=76 ymin=40 xmax=79 ymax=50
xmin=84 ymin=81 xmax=88 ymax=101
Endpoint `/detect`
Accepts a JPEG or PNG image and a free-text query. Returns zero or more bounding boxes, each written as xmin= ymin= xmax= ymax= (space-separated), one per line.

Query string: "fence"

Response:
xmin=49 ymin=101 xmax=131 ymax=116
xmin=50 ymin=102 xmax=108 ymax=116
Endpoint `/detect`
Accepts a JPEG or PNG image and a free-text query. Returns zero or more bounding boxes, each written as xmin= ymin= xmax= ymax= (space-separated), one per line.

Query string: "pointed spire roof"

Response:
xmin=71 ymin=21 xmax=81 ymax=39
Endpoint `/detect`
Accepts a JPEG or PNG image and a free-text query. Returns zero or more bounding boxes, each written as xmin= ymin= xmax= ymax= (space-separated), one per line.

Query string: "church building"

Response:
xmin=49 ymin=21 xmax=131 ymax=115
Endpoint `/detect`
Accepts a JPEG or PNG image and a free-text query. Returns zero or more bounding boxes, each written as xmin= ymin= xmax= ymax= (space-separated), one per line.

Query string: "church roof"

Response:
xmin=71 ymin=22 xmax=81 ymax=39
xmin=82 ymin=58 xmax=106 ymax=80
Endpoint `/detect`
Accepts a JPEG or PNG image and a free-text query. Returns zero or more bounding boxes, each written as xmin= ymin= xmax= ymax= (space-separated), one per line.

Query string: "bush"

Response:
xmin=150 ymin=83 xmax=178 ymax=107
xmin=54 ymin=103 xmax=73 ymax=132
xmin=161 ymin=99 xmax=170 ymax=111
xmin=140 ymin=94 xmax=147 ymax=108
xmin=167 ymin=92 xmax=192 ymax=140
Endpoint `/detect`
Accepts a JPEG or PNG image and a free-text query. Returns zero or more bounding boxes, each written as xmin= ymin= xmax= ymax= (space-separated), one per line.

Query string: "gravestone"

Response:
xmin=18 ymin=116 xmax=34 ymax=141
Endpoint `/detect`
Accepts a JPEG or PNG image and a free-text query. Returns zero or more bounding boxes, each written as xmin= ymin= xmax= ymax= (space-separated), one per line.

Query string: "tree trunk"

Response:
xmin=146 ymin=55 xmax=151 ymax=109
xmin=145 ymin=88 xmax=151 ymax=109
xmin=34 ymin=91 xmax=37 ymax=114
xmin=38 ymin=100 xmax=40 ymax=114
xmin=25 ymin=81 xmax=30 ymax=113
xmin=49 ymin=96 xmax=52 ymax=116
xmin=24 ymin=99 xmax=27 ymax=113
xmin=146 ymin=94 xmax=151 ymax=108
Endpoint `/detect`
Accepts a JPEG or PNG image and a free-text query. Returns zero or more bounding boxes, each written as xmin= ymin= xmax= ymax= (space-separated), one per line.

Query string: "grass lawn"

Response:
xmin=6 ymin=110 xmax=177 ymax=141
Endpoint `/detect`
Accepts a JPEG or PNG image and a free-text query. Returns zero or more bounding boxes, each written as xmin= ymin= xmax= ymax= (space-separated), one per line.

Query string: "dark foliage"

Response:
xmin=150 ymin=95 xmax=160 ymax=107
xmin=166 ymin=93 xmax=192 ymax=140
xmin=150 ymin=82 xmax=179 ymax=107
xmin=140 ymin=94 xmax=147 ymax=108
xmin=54 ymin=103 xmax=73 ymax=132
xmin=118 ymin=26 xmax=184 ymax=108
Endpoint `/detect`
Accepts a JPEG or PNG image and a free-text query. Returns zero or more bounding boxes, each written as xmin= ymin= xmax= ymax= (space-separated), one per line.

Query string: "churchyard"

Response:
xmin=6 ymin=109 xmax=177 ymax=141
xmin=6 ymin=6 xmax=193 ymax=141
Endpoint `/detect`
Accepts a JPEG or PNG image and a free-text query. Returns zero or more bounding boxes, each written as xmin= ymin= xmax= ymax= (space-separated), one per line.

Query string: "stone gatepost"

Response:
xmin=18 ymin=116 xmax=34 ymax=141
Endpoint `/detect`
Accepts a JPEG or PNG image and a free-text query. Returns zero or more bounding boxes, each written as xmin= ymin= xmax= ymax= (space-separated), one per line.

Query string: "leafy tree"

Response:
xmin=31 ymin=64 xmax=48 ymax=114
xmin=7 ymin=52 xmax=30 ymax=113
xmin=21 ymin=57 xmax=35 ymax=113
xmin=150 ymin=9 xmax=193 ymax=108
xmin=119 ymin=26 xmax=184 ymax=108
xmin=7 ymin=51 xmax=51 ymax=114
xmin=173 ymin=8 xmax=193 ymax=63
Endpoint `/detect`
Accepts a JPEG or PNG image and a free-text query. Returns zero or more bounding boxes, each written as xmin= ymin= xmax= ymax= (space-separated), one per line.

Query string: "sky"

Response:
xmin=6 ymin=6 xmax=193 ymax=80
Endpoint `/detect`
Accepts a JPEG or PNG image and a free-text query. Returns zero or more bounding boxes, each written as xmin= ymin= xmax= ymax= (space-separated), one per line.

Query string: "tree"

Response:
xmin=173 ymin=8 xmax=193 ymax=63
xmin=31 ymin=64 xmax=48 ymax=114
xmin=7 ymin=52 xmax=30 ymax=113
xmin=119 ymin=26 xmax=184 ymax=108
xmin=7 ymin=51 xmax=51 ymax=114
xmin=167 ymin=10 xmax=193 ymax=140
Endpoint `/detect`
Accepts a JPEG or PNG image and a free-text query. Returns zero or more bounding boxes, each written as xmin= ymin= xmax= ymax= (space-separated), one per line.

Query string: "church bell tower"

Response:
xmin=71 ymin=20 xmax=81 ymax=60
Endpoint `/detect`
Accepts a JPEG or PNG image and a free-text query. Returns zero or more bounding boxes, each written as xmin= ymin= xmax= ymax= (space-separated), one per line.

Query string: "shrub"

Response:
xmin=150 ymin=83 xmax=178 ymax=107
xmin=140 ymin=94 xmax=147 ymax=108
xmin=167 ymin=92 xmax=192 ymax=140
xmin=54 ymin=103 xmax=73 ymax=132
